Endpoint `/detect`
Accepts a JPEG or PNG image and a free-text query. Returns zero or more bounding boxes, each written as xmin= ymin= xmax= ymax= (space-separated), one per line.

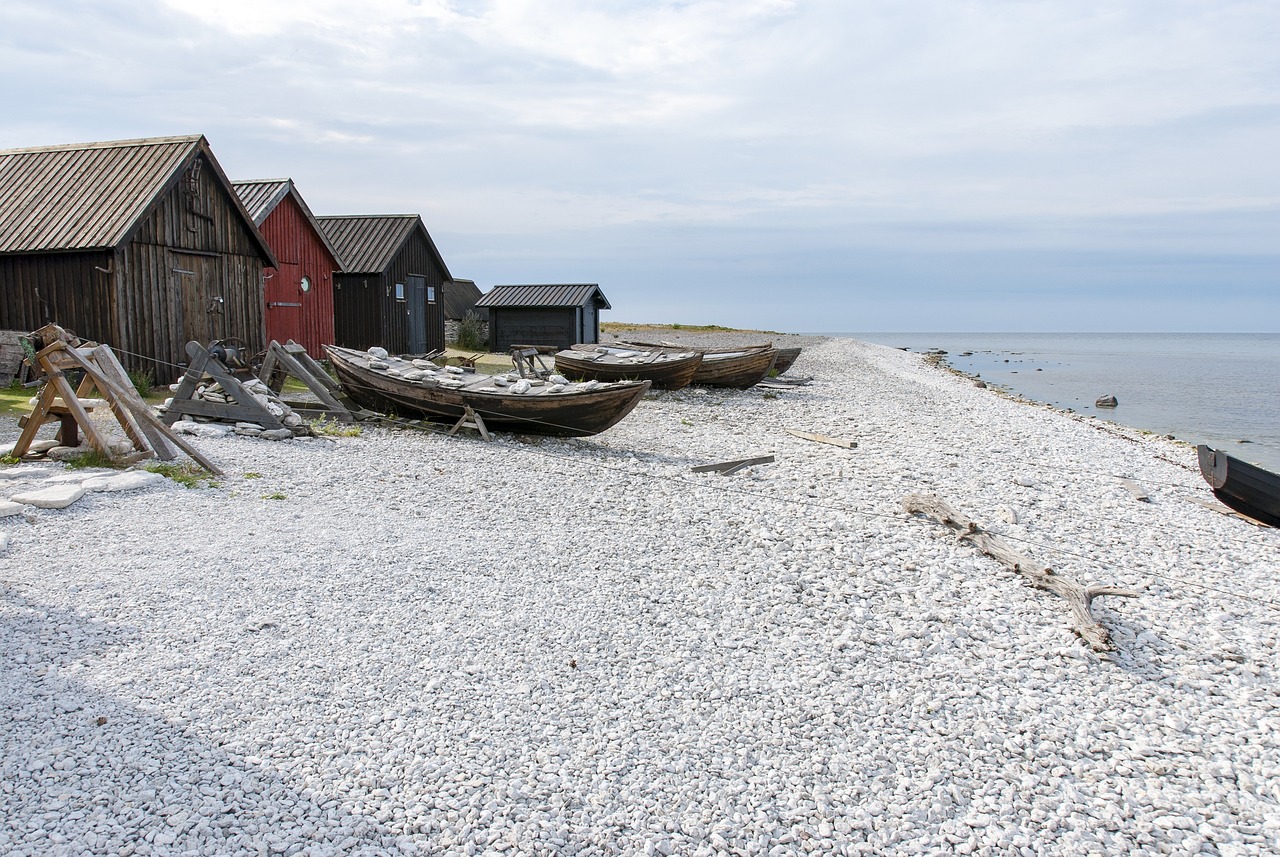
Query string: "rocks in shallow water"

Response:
xmin=973 ymin=379 xmax=988 ymax=388
xmin=1095 ymin=394 xmax=1118 ymax=408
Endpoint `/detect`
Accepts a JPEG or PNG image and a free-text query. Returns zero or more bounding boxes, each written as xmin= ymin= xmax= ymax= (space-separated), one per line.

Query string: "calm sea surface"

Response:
xmin=827 ymin=333 xmax=1280 ymax=473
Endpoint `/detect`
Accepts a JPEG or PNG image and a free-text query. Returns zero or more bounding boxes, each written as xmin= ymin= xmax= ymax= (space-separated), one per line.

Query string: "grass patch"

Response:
xmin=243 ymin=471 xmax=263 ymax=479
xmin=310 ymin=418 xmax=362 ymax=437
xmin=145 ymin=462 xmax=219 ymax=489
xmin=0 ymin=381 xmax=33 ymax=420
xmin=261 ymin=491 xmax=287 ymax=500
xmin=64 ymin=448 xmax=124 ymax=470
xmin=602 ymin=321 xmax=782 ymax=335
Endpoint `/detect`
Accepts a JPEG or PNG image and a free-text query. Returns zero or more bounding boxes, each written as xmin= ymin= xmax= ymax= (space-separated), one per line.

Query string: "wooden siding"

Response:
xmin=333 ymin=229 xmax=446 ymax=354
xmin=0 ymin=149 xmax=267 ymax=380
xmin=0 ymin=250 xmax=117 ymax=345
xmin=258 ymin=193 xmax=339 ymax=357
xmin=488 ymin=307 xmax=580 ymax=352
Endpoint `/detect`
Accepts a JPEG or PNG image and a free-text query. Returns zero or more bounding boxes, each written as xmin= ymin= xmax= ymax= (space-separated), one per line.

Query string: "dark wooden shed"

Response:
xmin=477 ymin=284 xmax=611 ymax=352
xmin=233 ymin=179 xmax=343 ymax=359
xmin=317 ymin=215 xmax=451 ymax=355
xmin=0 ymin=135 xmax=276 ymax=378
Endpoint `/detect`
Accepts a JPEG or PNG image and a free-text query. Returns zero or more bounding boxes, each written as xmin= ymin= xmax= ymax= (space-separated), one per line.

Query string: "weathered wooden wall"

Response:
xmin=0 ymin=250 xmax=118 ymax=346
xmin=0 ymin=151 xmax=268 ymax=380
xmin=487 ymin=307 xmax=579 ymax=352
xmin=333 ymin=230 xmax=446 ymax=354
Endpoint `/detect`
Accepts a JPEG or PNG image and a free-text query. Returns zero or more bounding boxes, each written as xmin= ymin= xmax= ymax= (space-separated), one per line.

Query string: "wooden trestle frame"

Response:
xmin=11 ymin=332 xmax=222 ymax=475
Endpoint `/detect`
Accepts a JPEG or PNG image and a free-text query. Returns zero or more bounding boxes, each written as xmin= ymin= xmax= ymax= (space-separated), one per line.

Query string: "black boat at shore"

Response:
xmin=1197 ymin=445 xmax=1280 ymax=527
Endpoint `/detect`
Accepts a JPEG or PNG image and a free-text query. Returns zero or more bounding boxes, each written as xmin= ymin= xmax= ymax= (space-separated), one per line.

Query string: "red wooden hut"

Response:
xmin=233 ymin=179 xmax=343 ymax=358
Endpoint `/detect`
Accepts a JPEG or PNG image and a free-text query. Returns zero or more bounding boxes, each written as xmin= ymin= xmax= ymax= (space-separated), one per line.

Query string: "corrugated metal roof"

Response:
xmin=231 ymin=178 xmax=291 ymax=225
xmin=0 ymin=135 xmax=205 ymax=253
xmin=234 ymin=178 xmax=346 ymax=269
xmin=476 ymin=284 xmax=611 ymax=310
xmin=441 ymin=278 xmax=482 ymax=319
xmin=316 ymin=214 xmax=422 ymax=274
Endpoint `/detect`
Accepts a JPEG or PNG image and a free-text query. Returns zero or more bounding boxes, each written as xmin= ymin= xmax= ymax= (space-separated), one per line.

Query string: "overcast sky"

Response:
xmin=2 ymin=0 xmax=1277 ymax=331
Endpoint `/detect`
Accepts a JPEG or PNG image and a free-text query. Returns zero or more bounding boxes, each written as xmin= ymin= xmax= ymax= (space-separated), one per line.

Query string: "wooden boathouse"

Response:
xmin=233 ymin=179 xmax=343 ymax=359
xmin=0 ymin=135 xmax=276 ymax=377
xmin=476 ymin=283 xmax=611 ymax=351
xmin=317 ymin=215 xmax=451 ymax=355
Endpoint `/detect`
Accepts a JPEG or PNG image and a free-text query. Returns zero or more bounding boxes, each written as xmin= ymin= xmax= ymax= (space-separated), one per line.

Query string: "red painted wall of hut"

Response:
xmin=257 ymin=194 xmax=339 ymax=358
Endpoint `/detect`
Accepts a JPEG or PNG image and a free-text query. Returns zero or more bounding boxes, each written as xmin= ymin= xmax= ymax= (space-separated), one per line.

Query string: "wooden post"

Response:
xmin=448 ymin=405 xmax=491 ymax=441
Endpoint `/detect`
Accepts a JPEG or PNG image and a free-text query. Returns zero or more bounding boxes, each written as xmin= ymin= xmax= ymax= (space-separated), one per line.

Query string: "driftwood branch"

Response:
xmin=902 ymin=493 xmax=1137 ymax=651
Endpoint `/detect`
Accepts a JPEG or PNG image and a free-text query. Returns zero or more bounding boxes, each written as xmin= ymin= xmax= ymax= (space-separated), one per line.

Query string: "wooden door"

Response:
xmin=172 ymin=252 xmax=225 ymax=350
xmin=407 ymin=274 xmax=427 ymax=353
xmin=265 ymin=262 xmax=304 ymax=346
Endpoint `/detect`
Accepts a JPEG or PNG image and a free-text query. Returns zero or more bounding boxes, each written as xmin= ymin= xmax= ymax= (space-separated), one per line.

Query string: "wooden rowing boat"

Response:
xmin=554 ymin=345 xmax=703 ymax=390
xmin=325 ymin=346 xmax=650 ymax=437
xmin=691 ymin=347 xmax=778 ymax=388
xmin=1197 ymin=445 xmax=1280 ymax=527
xmin=614 ymin=340 xmax=779 ymax=388
xmin=772 ymin=347 xmax=801 ymax=375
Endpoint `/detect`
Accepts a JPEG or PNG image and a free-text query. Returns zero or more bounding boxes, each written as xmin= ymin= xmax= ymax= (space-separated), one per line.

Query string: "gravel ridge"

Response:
xmin=2 ymin=337 xmax=1278 ymax=856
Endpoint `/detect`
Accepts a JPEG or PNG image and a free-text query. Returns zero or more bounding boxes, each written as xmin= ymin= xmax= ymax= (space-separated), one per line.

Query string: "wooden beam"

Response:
xmin=1118 ymin=478 xmax=1149 ymax=502
xmin=785 ymin=428 xmax=857 ymax=449
xmin=692 ymin=455 xmax=775 ymax=474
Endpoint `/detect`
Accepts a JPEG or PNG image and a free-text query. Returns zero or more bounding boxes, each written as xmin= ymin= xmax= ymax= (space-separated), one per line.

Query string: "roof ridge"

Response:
xmin=0 ymin=134 xmax=204 ymax=156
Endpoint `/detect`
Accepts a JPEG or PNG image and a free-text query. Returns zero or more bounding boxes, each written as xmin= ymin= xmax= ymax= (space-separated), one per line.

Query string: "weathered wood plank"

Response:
xmin=785 ymin=428 xmax=857 ymax=449
xmin=692 ymin=455 xmax=775 ymax=474
xmin=1118 ymin=478 xmax=1149 ymax=502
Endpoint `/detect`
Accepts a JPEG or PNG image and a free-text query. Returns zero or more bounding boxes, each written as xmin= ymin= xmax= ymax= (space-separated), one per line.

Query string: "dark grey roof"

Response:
xmin=231 ymin=178 xmax=291 ymax=225
xmin=232 ymin=178 xmax=345 ymax=269
xmin=317 ymin=214 xmax=452 ymax=279
xmin=0 ymin=135 xmax=272 ymax=263
xmin=441 ymin=278 xmax=481 ymax=319
xmin=476 ymin=284 xmax=611 ymax=310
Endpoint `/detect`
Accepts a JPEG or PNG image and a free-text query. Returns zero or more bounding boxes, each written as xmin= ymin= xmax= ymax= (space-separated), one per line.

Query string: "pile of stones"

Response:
xmin=159 ymin=377 xmax=308 ymax=441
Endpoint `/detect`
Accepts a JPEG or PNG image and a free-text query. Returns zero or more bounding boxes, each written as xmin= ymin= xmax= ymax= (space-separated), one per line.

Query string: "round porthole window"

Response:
xmin=300 ymin=276 xmax=311 ymax=293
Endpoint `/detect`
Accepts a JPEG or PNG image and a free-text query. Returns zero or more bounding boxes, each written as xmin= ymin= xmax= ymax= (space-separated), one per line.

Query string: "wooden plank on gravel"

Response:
xmin=785 ymin=429 xmax=857 ymax=449
xmin=692 ymin=455 xmax=775 ymax=474
xmin=1186 ymin=495 xmax=1266 ymax=526
xmin=1118 ymin=478 xmax=1149 ymax=502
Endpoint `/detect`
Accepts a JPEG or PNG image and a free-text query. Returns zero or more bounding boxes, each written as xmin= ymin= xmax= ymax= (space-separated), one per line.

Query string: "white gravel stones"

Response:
xmin=1 ymin=334 xmax=1278 ymax=855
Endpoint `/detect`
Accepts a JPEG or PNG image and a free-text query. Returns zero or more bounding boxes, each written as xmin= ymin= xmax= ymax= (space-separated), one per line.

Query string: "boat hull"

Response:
xmin=553 ymin=349 xmax=703 ymax=389
xmin=1197 ymin=445 xmax=1280 ymax=527
xmin=326 ymin=346 xmax=651 ymax=437
xmin=772 ymin=347 xmax=801 ymax=375
xmin=691 ymin=348 xmax=778 ymax=389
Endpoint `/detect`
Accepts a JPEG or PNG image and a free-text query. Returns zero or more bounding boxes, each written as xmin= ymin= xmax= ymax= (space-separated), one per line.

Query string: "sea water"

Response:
xmin=834 ymin=333 xmax=1280 ymax=473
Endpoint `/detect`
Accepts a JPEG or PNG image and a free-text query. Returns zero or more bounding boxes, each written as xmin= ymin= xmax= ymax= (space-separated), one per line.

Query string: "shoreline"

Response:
xmin=2 ymin=336 xmax=1278 ymax=854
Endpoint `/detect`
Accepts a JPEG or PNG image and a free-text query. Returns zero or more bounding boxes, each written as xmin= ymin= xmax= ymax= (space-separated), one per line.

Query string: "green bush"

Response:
xmin=456 ymin=311 xmax=487 ymax=351
xmin=128 ymin=368 xmax=155 ymax=399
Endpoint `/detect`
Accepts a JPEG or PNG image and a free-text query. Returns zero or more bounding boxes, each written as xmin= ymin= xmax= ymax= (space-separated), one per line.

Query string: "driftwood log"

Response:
xmin=902 ymin=493 xmax=1137 ymax=651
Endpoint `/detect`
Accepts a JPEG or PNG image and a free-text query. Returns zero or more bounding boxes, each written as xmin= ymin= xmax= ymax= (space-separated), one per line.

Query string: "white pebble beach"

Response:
xmin=2 ymin=335 xmax=1278 ymax=856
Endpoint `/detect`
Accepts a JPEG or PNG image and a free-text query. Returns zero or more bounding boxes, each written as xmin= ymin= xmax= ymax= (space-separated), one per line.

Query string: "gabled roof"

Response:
xmin=441 ymin=278 xmax=482 ymax=319
xmin=476 ymin=284 xmax=611 ymax=310
xmin=317 ymin=214 xmax=452 ymax=280
xmin=0 ymin=134 xmax=273 ymax=264
xmin=232 ymin=178 xmax=345 ymax=269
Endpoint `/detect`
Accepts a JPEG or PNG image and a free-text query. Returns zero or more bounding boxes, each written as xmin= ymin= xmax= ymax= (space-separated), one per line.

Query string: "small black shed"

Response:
xmin=477 ymin=283 xmax=610 ymax=351
xmin=317 ymin=215 xmax=452 ymax=355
